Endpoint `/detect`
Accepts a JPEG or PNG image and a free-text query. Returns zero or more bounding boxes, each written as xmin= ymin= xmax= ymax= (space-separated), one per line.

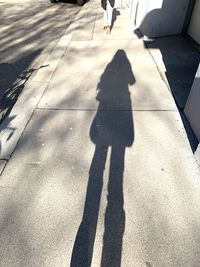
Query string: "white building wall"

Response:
xmin=128 ymin=0 xmax=190 ymax=38
xmin=184 ymin=64 xmax=200 ymax=142
xmin=188 ymin=0 xmax=200 ymax=45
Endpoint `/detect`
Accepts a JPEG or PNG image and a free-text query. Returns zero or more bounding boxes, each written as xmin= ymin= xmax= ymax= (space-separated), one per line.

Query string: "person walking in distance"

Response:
xmin=102 ymin=0 xmax=115 ymax=34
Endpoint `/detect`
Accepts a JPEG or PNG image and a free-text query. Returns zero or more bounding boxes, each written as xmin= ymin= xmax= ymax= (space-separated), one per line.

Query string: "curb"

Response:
xmin=0 ymin=1 xmax=89 ymax=164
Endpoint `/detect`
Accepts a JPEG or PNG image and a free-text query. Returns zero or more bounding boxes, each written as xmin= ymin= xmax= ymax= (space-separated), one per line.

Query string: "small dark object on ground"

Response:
xmin=50 ymin=0 xmax=85 ymax=6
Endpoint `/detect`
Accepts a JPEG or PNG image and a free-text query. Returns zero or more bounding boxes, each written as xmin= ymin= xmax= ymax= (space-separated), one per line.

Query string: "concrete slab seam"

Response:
xmin=36 ymin=107 xmax=179 ymax=112
xmin=32 ymin=4 xmax=88 ymax=82
xmin=0 ymin=4 xmax=88 ymax=168
xmin=0 ymin=82 xmax=48 ymax=161
xmin=0 ymin=161 xmax=8 ymax=177
xmin=91 ymin=14 xmax=97 ymax=40
xmin=63 ymin=1 xmax=91 ymax=37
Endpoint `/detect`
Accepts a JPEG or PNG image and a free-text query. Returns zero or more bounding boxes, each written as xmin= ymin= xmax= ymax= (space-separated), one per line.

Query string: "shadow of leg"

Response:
xmin=70 ymin=145 xmax=108 ymax=267
xmin=101 ymin=145 xmax=125 ymax=267
xmin=111 ymin=9 xmax=121 ymax=30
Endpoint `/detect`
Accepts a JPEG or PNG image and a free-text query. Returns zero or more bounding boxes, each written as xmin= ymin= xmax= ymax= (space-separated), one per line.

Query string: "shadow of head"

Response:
xmin=90 ymin=49 xmax=135 ymax=148
xmin=113 ymin=8 xmax=121 ymax=18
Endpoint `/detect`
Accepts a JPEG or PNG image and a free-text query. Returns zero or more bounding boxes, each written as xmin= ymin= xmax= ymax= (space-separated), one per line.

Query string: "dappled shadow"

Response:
xmin=0 ymin=50 xmax=44 ymax=123
xmin=0 ymin=0 xmax=81 ymax=123
xmin=70 ymin=50 xmax=135 ymax=267
xmin=0 ymin=1 xmax=80 ymax=63
xmin=0 ymin=115 xmax=16 ymax=158
xmin=0 ymin=43 xmax=200 ymax=266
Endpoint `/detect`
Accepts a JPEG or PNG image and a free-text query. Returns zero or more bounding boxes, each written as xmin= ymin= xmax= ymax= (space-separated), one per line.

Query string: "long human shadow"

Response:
xmin=70 ymin=50 xmax=135 ymax=267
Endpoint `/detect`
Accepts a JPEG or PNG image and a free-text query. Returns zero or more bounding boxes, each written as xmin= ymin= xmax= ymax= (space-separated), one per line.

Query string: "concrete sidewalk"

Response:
xmin=0 ymin=0 xmax=200 ymax=266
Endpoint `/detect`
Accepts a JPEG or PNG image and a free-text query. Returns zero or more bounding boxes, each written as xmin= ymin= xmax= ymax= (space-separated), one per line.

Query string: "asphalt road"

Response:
xmin=0 ymin=0 xmax=81 ymax=122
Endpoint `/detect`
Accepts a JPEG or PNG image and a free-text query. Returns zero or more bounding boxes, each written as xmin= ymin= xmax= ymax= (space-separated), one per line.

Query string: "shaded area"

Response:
xmin=134 ymin=0 xmax=200 ymax=152
xmin=0 ymin=0 xmax=80 ymax=123
xmin=0 ymin=3 xmax=200 ymax=266
xmin=0 ymin=44 xmax=200 ymax=266
xmin=145 ymin=36 xmax=200 ymax=109
xmin=179 ymin=110 xmax=198 ymax=153
xmin=144 ymin=35 xmax=200 ymax=152
xmin=0 ymin=50 xmax=42 ymax=122
xmin=135 ymin=0 xmax=189 ymax=38
xmin=70 ymin=50 xmax=135 ymax=267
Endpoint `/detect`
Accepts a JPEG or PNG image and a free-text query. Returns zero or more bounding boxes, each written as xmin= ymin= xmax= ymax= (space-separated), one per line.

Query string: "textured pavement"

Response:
xmin=0 ymin=0 xmax=80 ymax=121
xmin=0 ymin=0 xmax=200 ymax=266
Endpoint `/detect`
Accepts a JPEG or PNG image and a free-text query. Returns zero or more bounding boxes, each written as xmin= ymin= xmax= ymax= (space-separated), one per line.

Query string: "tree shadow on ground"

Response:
xmin=0 ymin=1 xmax=81 ymax=123
xmin=70 ymin=50 xmax=135 ymax=267
xmin=0 ymin=50 xmax=43 ymax=123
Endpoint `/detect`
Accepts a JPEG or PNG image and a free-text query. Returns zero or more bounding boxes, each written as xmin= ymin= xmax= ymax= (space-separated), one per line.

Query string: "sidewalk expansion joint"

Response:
xmin=35 ymin=107 xmax=178 ymax=112
xmin=0 ymin=160 xmax=8 ymax=176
